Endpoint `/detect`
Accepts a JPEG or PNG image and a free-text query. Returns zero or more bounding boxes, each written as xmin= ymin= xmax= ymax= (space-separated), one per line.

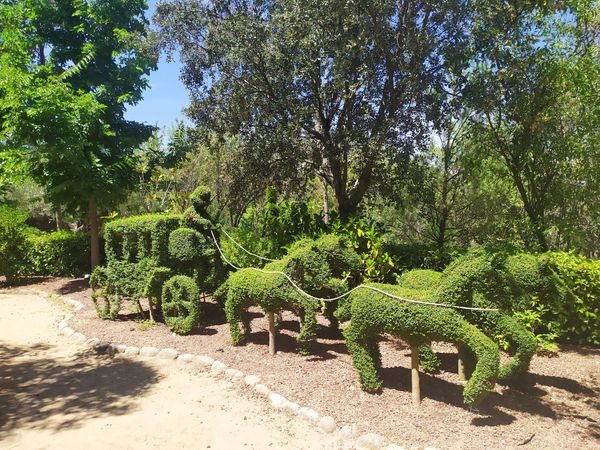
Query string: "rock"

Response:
xmin=211 ymin=360 xmax=227 ymax=374
xmin=194 ymin=355 xmax=214 ymax=368
xmin=124 ymin=346 xmax=140 ymax=356
xmin=61 ymin=327 xmax=75 ymax=337
xmin=356 ymin=433 xmax=385 ymax=449
xmin=177 ymin=353 xmax=195 ymax=363
xmin=139 ymin=346 xmax=160 ymax=357
xmin=157 ymin=348 xmax=179 ymax=360
xmin=93 ymin=342 xmax=111 ymax=354
xmin=111 ymin=344 xmax=127 ymax=354
xmin=338 ymin=424 xmax=357 ymax=441
xmin=298 ymin=407 xmax=320 ymax=423
xmin=253 ymin=384 xmax=270 ymax=397
xmin=269 ymin=393 xmax=287 ymax=408
xmin=225 ymin=368 xmax=244 ymax=380
xmin=319 ymin=416 xmax=336 ymax=433
xmin=70 ymin=332 xmax=87 ymax=344
xmin=58 ymin=320 xmax=69 ymax=330
xmin=244 ymin=375 xmax=261 ymax=387
xmin=284 ymin=401 xmax=300 ymax=413
xmin=85 ymin=338 xmax=100 ymax=347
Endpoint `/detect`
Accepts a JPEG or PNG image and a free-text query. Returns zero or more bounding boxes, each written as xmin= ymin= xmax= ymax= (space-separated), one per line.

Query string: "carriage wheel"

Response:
xmin=161 ymin=275 xmax=200 ymax=335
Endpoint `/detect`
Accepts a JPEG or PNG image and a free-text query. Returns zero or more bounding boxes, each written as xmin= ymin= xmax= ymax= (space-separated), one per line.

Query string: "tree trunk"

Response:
xmin=322 ymin=178 xmax=330 ymax=225
xmin=88 ymin=197 xmax=100 ymax=270
xmin=55 ymin=209 xmax=63 ymax=231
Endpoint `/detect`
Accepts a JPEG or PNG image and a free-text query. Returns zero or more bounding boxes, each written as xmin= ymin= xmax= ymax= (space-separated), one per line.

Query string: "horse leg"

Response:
xmin=297 ymin=304 xmax=319 ymax=356
xmin=344 ymin=321 xmax=383 ymax=392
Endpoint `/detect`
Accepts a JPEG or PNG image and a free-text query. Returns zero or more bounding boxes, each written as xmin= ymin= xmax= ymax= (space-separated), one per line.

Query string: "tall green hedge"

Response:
xmin=0 ymin=205 xmax=29 ymax=283
xmin=540 ymin=252 xmax=600 ymax=346
xmin=28 ymin=231 xmax=90 ymax=277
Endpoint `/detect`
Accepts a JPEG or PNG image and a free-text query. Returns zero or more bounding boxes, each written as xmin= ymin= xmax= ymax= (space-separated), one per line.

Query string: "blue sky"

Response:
xmin=125 ymin=0 xmax=189 ymax=131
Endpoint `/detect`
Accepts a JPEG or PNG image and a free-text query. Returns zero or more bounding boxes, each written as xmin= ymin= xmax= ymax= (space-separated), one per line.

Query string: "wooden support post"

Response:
xmin=457 ymin=353 xmax=466 ymax=381
xmin=411 ymin=344 xmax=421 ymax=406
xmin=268 ymin=312 xmax=276 ymax=356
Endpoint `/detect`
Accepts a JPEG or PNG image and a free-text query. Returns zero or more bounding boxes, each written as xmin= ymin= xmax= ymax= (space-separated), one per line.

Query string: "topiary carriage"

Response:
xmin=90 ymin=186 xmax=225 ymax=334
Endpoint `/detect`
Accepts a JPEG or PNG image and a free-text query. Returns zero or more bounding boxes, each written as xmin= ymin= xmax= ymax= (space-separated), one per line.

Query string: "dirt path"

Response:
xmin=0 ymin=290 xmax=338 ymax=450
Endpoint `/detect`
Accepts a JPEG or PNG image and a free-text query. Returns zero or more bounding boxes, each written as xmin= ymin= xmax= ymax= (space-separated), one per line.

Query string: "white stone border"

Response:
xmin=33 ymin=287 xmax=424 ymax=450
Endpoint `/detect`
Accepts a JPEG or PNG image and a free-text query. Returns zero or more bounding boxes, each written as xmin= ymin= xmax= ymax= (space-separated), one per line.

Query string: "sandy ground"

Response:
xmin=0 ymin=289 xmax=339 ymax=450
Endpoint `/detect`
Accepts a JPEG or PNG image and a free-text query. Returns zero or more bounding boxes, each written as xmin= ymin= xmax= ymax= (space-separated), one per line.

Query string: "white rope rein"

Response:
xmin=211 ymin=230 xmax=499 ymax=312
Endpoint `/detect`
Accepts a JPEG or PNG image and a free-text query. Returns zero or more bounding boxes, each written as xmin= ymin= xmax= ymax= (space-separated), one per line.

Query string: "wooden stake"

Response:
xmin=268 ymin=312 xmax=276 ymax=356
xmin=411 ymin=344 xmax=421 ymax=406
xmin=457 ymin=352 xmax=466 ymax=381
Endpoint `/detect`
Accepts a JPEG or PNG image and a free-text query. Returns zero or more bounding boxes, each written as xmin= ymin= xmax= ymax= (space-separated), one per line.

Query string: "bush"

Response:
xmin=541 ymin=252 xmax=600 ymax=346
xmin=341 ymin=283 xmax=499 ymax=406
xmin=0 ymin=205 xmax=29 ymax=283
xmin=330 ymin=216 xmax=396 ymax=282
xmin=397 ymin=269 xmax=442 ymax=290
xmin=28 ymin=231 xmax=90 ymax=277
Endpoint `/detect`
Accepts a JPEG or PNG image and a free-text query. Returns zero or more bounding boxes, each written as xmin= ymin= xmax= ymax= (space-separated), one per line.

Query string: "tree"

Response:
xmin=468 ymin=0 xmax=600 ymax=251
xmin=155 ymin=0 xmax=491 ymax=218
xmin=0 ymin=0 xmax=156 ymax=268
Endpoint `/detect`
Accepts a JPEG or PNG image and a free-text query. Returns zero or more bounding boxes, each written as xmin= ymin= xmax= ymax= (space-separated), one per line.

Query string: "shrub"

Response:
xmin=397 ymin=269 xmax=442 ymax=290
xmin=27 ymin=231 xmax=90 ymax=277
xmin=541 ymin=252 xmax=600 ymax=346
xmin=331 ymin=216 xmax=396 ymax=282
xmin=161 ymin=275 xmax=201 ymax=335
xmin=341 ymin=283 xmax=499 ymax=406
xmin=0 ymin=205 xmax=29 ymax=283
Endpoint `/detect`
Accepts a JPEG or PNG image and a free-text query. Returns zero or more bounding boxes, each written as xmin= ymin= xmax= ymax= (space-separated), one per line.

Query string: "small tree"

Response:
xmin=0 ymin=0 xmax=156 ymax=269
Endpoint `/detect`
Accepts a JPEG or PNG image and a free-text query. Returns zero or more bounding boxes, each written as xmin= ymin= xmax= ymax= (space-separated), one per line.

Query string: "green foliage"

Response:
xmin=161 ymin=275 xmax=200 ymax=335
xmin=541 ymin=252 xmax=600 ymax=346
xmin=222 ymin=186 xmax=324 ymax=266
xmin=27 ymin=231 xmax=90 ymax=277
xmin=0 ymin=205 xmax=29 ymax=283
xmin=342 ymin=283 xmax=499 ymax=406
xmin=0 ymin=0 xmax=156 ymax=213
xmin=331 ymin=217 xmax=395 ymax=282
xmin=222 ymin=234 xmax=361 ymax=354
xmin=397 ymin=269 xmax=443 ymax=291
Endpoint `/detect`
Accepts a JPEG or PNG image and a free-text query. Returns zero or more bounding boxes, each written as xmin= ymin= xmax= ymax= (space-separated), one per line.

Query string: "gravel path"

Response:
xmin=0 ymin=289 xmax=339 ymax=450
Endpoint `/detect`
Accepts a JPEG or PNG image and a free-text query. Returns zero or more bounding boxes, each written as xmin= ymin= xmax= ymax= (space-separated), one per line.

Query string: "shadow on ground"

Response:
xmin=0 ymin=342 xmax=161 ymax=437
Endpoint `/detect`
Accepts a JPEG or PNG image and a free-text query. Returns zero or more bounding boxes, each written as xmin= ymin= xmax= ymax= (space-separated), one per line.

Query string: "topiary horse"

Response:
xmin=398 ymin=250 xmax=543 ymax=383
xmin=339 ymin=283 xmax=500 ymax=407
xmin=220 ymin=234 xmax=361 ymax=355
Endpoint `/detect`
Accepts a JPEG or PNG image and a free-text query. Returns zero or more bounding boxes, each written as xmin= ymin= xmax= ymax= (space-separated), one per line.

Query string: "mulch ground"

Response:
xmin=16 ymin=277 xmax=600 ymax=449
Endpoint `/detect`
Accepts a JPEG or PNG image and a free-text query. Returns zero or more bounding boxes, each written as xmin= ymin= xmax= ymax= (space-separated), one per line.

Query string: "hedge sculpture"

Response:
xmin=90 ymin=186 xmax=222 ymax=334
xmin=220 ymin=234 xmax=361 ymax=355
xmin=339 ymin=283 xmax=500 ymax=407
xmin=397 ymin=251 xmax=540 ymax=383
